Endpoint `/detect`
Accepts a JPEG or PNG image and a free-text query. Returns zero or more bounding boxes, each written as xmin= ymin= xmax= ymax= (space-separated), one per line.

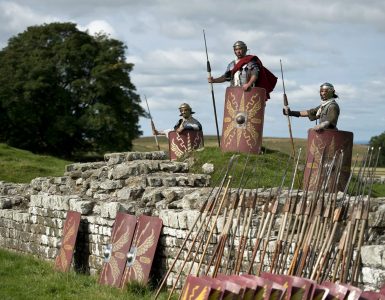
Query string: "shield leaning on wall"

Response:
xmin=99 ymin=212 xmax=137 ymax=287
xmin=303 ymin=129 xmax=353 ymax=192
xmin=120 ymin=215 xmax=163 ymax=285
xmin=221 ymin=87 xmax=266 ymax=154
xmin=54 ymin=210 xmax=81 ymax=272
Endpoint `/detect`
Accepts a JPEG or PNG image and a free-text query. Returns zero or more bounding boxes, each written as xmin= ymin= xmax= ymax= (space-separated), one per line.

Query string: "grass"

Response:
xmin=0 ymin=137 xmax=383 ymax=196
xmin=133 ymin=135 xmax=384 ymax=196
xmin=0 ymin=248 xmax=173 ymax=300
xmin=0 ymin=143 xmax=72 ymax=183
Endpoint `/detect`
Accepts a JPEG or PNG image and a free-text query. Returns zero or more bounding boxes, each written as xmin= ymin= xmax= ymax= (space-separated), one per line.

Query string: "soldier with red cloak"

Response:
xmin=208 ymin=40 xmax=277 ymax=99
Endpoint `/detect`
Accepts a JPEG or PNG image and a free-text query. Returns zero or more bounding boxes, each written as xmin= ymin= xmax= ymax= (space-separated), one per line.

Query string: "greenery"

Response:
xmin=369 ymin=131 xmax=385 ymax=167
xmin=133 ymin=135 xmax=384 ymax=196
xmin=0 ymin=22 xmax=145 ymax=159
xmin=0 ymin=143 xmax=71 ymax=183
xmin=0 ymin=248 xmax=174 ymax=300
xmin=0 ymin=137 xmax=383 ymax=196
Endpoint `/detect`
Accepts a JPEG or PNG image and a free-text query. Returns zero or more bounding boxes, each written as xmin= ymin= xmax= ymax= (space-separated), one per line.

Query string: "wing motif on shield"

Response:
xmin=58 ymin=217 xmax=76 ymax=269
xmin=126 ymin=223 xmax=155 ymax=282
xmin=103 ymin=219 xmax=131 ymax=286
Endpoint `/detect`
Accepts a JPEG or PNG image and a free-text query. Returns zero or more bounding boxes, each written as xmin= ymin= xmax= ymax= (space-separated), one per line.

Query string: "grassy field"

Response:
xmin=0 ymin=143 xmax=72 ymax=183
xmin=0 ymin=248 xmax=172 ymax=300
xmin=133 ymin=135 xmax=370 ymax=160
xmin=0 ymin=138 xmax=383 ymax=196
xmin=133 ymin=135 xmax=384 ymax=197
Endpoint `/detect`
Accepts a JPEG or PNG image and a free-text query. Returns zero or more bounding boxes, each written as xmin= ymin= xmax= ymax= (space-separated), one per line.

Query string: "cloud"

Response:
xmin=0 ymin=0 xmax=384 ymax=142
xmin=78 ymin=20 xmax=117 ymax=37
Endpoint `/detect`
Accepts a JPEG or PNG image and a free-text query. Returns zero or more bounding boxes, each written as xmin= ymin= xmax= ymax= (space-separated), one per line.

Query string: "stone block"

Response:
xmin=361 ymin=245 xmax=385 ymax=268
xmin=69 ymin=199 xmax=94 ymax=215
xmin=100 ymin=202 xmax=121 ymax=219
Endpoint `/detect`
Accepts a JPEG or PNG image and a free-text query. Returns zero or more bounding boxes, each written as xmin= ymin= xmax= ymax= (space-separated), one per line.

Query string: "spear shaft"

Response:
xmin=203 ymin=29 xmax=221 ymax=147
xmin=144 ymin=95 xmax=160 ymax=151
xmin=280 ymin=59 xmax=295 ymax=158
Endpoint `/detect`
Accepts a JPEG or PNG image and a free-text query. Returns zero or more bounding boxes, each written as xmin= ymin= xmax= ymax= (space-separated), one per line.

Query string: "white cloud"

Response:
xmin=77 ymin=20 xmax=116 ymax=38
xmin=0 ymin=0 xmax=384 ymax=142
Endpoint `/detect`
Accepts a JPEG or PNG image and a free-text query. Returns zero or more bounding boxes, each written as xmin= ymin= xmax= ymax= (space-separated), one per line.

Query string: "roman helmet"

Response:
xmin=320 ymin=82 xmax=338 ymax=99
xmin=233 ymin=41 xmax=247 ymax=51
xmin=179 ymin=103 xmax=195 ymax=115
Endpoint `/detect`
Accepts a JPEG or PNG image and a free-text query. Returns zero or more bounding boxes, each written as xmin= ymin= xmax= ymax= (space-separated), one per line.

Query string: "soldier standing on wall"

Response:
xmin=208 ymin=41 xmax=277 ymax=98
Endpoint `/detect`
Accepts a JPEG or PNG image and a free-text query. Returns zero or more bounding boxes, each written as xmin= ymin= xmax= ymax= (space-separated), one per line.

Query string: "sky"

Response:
xmin=1 ymin=0 xmax=384 ymax=143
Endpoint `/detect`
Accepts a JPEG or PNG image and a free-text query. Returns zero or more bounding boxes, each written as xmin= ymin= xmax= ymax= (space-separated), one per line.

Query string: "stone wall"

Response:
xmin=0 ymin=151 xmax=384 ymax=291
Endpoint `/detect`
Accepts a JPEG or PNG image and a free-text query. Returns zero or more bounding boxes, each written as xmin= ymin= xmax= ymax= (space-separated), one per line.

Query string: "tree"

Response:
xmin=0 ymin=22 xmax=145 ymax=158
xmin=369 ymin=131 xmax=385 ymax=167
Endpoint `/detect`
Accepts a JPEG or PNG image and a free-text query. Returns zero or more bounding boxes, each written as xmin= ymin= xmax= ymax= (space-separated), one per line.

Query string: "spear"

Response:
xmin=155 ymin=156 xmax=236 ymax=299
xmin=246 ymin=154 xmax=292 ymax=274
xmin=207 ymin=155 xmax=251 ymax=276
xmin=270 ymin=148 xmax=302 ymax=273
xmin=352 ymin=147 xmax=381 ymax=284
xmin=203 ymin=29 xmax=221 ymax=147
xmin=144 ymin=95 xmax=160 ymax=151
xmin=280 ymin=59 xmax=296 ymax=158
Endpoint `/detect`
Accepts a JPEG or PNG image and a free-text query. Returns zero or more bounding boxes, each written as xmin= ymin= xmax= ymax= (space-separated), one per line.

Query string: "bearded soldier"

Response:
xmin=153 ymin=103 xmax=202 ymax=137
xmin=283 ymin=82 xmax=340 ymax=131
xmin=208 ymin=41 xmax=277 ymax=98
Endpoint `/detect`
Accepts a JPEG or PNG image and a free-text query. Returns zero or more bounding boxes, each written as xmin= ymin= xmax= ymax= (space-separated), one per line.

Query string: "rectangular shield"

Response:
xmin=221 ymin=87 xmax=266 ymax=154
xmin=54 ymin=211 xmax=81 ymax=272
xmin=99 ymin=212 xmax=137 ymax=287
xmin=168 ymin=130 xmax=204 ymax=160
xmin=180 ymin=275 xmax=211 ymax=300
xmin=120 ymin=214 xmax=163 ymax=286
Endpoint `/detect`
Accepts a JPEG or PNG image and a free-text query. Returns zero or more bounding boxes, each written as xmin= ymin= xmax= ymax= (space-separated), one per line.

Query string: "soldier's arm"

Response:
xmin=208 ymin=75 xmax=226 ymax=83
xmin=283 ymin=108 xmax=308 ymax=117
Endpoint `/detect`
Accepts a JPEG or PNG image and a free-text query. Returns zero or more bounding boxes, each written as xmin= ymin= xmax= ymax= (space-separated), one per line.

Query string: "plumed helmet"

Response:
xmin=233 ymin=41 xmax=247 ymax=50
xmin=179 ymin=103 xmax=195 ymax=114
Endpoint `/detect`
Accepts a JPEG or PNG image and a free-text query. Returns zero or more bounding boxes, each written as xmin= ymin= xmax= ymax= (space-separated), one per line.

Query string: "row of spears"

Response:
xmin=155 ymin=146 xmax=382 ymax=299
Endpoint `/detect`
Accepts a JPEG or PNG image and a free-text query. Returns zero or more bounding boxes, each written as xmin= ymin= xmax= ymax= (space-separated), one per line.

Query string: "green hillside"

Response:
xmin=0 ymin=143 xmax=72 ymax=183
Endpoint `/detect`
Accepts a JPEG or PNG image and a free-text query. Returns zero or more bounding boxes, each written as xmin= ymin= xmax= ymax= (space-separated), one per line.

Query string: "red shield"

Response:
xmin=217 ymin=274 xmax=257 ymax=300
xmin=241 ymin=275 xmax=273 ymax=300
xmin=361 ymin=291 xmax=385 ymax=300
xmin=260 ymin=272 xmax=289 ymax=300
xmin=121 ymin=215 xmax=163 ymax=285
xmin=319 ymin=281 xmax=349 ymax=300
xmin=180 ymin=275 xmax=211 ymax=300
xmin=303 ymin=129 xmax=353 ymax=191
xmin=99 ymin=212 xmax=137 ymax=287
xmin=221 ymin=87 xmax=266 ymax=154
xmin=340 ymin=283 xmax=362 ymax=300
xmin=168 ymin=130 xmax=204 ymax=160
xmin=55 ymin=211 xmax=81 ymax=272
xmin=199 ymin=275 xmax=223 ymax=300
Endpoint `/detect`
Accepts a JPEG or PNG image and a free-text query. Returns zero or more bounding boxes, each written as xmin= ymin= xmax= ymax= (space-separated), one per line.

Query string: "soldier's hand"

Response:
xmin=283 ymin=107 xmax=289 ymax=116
xmin=313 ymin=124 xmax=324 ymax=132
xmin=208 ymin=77 xmax=214 ymax=83
xmin=242 ymin=83 xmax=251 ymax=91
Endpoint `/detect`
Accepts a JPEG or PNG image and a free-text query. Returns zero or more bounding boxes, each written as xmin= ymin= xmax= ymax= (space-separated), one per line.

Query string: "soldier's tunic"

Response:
xmin=307 ymin=98 xmax=340 ymax=129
